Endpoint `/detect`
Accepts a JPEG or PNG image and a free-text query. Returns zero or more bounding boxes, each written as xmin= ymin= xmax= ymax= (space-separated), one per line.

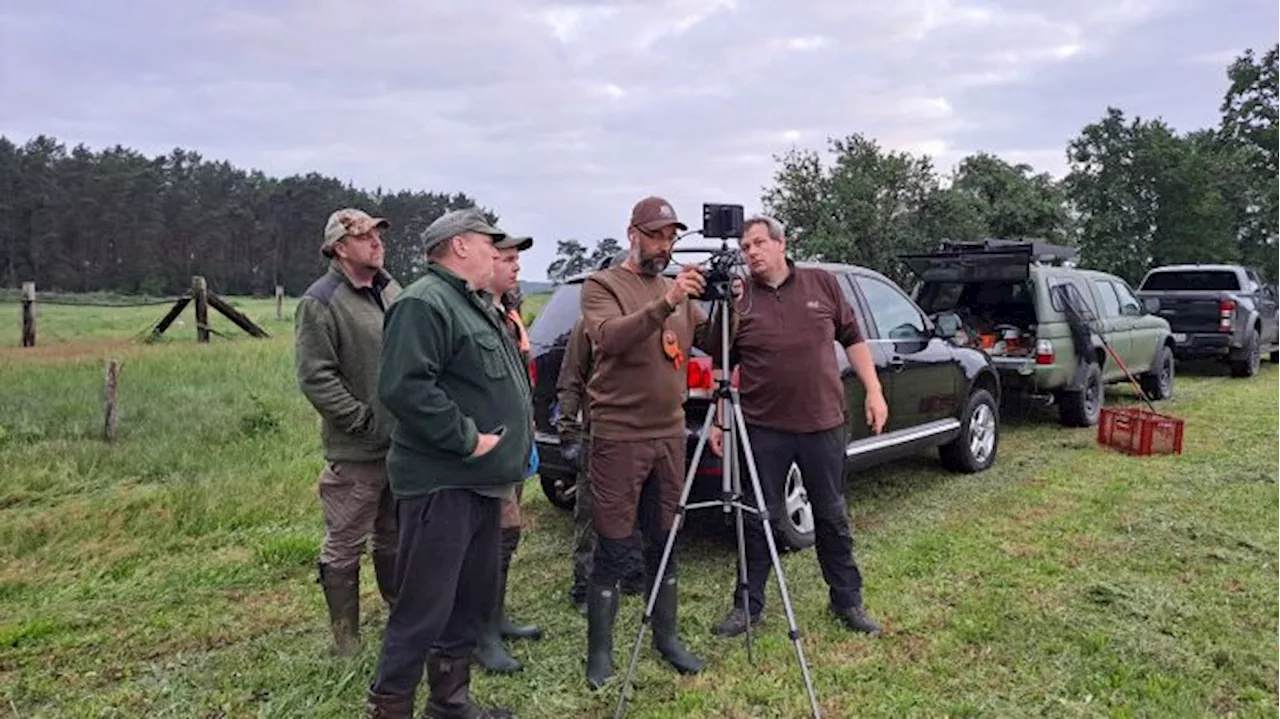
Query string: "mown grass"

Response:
xmin=0 ymin=297 xmax=1275 ymax=719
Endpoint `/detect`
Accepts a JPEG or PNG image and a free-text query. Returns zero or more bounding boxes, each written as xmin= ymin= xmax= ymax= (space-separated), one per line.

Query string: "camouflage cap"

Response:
xmin=630 ymin=196 xmax=687 ymax=232
xmin=494 ymin=231 xmax=533 ymax=251
xmin=421 ymin=207 xmax=507 ymax=254
xmin=322 ymin=208 xmax=389 ymax=256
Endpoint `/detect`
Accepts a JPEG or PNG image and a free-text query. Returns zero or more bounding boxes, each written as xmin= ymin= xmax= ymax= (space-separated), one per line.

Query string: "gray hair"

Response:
xmin=742 ymin=215 xmax=785 ymax=242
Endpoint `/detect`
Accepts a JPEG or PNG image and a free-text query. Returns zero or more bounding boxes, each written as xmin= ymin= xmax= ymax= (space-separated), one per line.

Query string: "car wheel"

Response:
xmin=1059 ymin=362 xmax=1104 ymax=427
xmin=1230 ymin=330 xmax=1261 ymax=378
xmin=773 ymin=462 xmax=816 ymax=552
xmin=1139 ymin=344 xmax=1175 ymax=400
xmin=939 ymin=388 xmax=999 ymax=473
xmin=539 ymin=471 xmax=576 ymax=511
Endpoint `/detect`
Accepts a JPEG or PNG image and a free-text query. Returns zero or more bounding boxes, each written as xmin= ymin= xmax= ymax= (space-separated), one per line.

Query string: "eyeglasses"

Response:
xmin=633 ymin=225 xmax=678 ymax=243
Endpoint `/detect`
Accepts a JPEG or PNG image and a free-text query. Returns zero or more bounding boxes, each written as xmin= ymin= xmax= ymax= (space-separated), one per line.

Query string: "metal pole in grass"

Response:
xmin=20 ymin=281 xmax=36 ymax=348
xmin=104 ymin=359 xmax=120 ymax=442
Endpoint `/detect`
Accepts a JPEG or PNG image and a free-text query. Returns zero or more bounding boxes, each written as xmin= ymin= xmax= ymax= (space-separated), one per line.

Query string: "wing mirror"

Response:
xmin=933 ymin=311 xmax=963 ymax=340
xmin=1142 ymin=297 xmax=1160 ymax=314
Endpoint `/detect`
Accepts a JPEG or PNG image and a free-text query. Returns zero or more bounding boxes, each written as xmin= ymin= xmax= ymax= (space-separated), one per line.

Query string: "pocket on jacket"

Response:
xmin=476 ymin=333 xmax=509 ymax=380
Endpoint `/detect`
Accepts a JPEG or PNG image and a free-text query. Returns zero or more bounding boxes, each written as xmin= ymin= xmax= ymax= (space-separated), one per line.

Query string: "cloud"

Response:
xmin=1 ymin=0 xmax=1275 ymax=278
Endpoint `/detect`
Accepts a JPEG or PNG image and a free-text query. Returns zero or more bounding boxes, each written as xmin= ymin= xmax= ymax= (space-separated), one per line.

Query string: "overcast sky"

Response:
xmin=2 ymin=0 xmax=1275 ymax=280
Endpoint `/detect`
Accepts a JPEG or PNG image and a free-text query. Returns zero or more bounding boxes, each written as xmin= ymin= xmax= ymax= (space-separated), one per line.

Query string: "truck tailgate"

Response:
xmin=1147 ymin=292 xmax=1225 ymax=334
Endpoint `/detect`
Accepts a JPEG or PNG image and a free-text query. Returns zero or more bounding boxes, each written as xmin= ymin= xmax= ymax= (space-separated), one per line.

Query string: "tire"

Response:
xmin=1270 ymin=349 xmax=1279 ymax=363
xmin=773 ymin=462 xmax=816 ymax=552
xmin=1230 ymin=329 xmax=1261 ymax=378
xmin=939 ymin=388 xmax=999 ymax=473
xmin=1059 ymin=363 xmax=1104 ymax=427
xmin=539 ymin=471 xmax=576 ymax=511
xmin=1139 ymin=344 xmax=1175 ymax=401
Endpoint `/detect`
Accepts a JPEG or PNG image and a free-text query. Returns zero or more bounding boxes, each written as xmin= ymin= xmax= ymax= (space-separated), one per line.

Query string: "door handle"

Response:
xmin=888 ymin=356 xmax=906 ymax=372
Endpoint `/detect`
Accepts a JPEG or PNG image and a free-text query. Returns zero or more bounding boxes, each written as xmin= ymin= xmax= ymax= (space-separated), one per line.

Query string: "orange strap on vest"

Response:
xmin=507 ymin=308 xmax=531 ymax=354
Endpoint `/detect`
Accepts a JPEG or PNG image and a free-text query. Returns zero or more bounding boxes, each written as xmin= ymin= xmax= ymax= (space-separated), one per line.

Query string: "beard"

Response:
xmin=635 ymin=248 xmax=670 ymax=276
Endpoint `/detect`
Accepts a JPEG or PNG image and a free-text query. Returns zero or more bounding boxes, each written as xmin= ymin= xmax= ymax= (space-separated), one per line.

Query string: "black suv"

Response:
xmin=528 ymin=259 xmax=1003 ymax=550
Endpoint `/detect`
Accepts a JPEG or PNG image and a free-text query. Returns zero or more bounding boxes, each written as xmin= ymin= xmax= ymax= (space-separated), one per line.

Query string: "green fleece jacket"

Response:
xmin=378 ymin=263 xmax=533 ymax=499
xmin=294 ymin=262 xmax=401 ymax=462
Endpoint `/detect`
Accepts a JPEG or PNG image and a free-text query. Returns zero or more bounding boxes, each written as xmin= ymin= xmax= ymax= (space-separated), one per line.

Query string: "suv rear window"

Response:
xmin=1140 ymin=270 xmax=1241 ymax=291
xmin=528 ymin=283 xmax=582 ymax=345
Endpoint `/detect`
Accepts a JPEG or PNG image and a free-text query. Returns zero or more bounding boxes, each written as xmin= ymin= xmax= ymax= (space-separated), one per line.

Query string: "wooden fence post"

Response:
xmin=192 ymin=276 xmax=209 ymax=343
xmin=21 ymin=281 xmax=35 ymax=347
xmin=104 ymin=359 xmax=119 ymax=442
xmin=275 ymin=285 xmax=284 ymax=321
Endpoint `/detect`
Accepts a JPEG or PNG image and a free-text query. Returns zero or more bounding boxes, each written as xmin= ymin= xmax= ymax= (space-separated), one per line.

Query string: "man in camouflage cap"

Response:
xmin=366 ymin=207 xmax=529 ymax=719
xmin=296 ymin=207 xmax=402 ymax=658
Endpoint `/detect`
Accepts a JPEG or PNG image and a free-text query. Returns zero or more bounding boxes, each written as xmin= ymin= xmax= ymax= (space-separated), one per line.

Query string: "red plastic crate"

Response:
xmin=1097 ymin=406 xmax=1185 ymax=456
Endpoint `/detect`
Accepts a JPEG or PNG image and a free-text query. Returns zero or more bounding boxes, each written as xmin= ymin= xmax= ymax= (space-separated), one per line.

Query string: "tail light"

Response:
xmin=528 ymin=358 xmax=537 ymax=388
xmin=687 ymin=357 xmax=714 ymax=399
xmin=1219 ymin=299 xmax=1235 ymax=332
xmin=1035 ymin=339 xmax=1055 ymax=365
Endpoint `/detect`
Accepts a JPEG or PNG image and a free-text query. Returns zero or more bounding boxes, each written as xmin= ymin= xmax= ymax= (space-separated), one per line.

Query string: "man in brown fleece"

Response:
xmin=578 ymin=196 xmax=734 ymax=689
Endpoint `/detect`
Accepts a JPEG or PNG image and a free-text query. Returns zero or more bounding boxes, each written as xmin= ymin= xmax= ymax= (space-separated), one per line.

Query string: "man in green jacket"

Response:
xmin=295 ymin=207 xmax=402 ymax=658
xmin=365 ymin=208 xmax=531 ymax=719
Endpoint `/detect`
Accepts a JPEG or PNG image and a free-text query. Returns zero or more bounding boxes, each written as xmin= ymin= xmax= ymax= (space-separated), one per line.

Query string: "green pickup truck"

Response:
xmin=901 ymin=240 xmax=1176 ymax=427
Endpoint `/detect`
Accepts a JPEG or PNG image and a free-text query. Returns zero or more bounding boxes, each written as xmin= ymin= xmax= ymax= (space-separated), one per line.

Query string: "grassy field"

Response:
xmin=0 ymin=295 xmax=1276 ymax=718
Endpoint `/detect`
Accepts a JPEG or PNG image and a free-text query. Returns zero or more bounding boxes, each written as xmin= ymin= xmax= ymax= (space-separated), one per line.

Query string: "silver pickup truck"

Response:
xmin=1135 ymin=264 xmax=1280 ymax=378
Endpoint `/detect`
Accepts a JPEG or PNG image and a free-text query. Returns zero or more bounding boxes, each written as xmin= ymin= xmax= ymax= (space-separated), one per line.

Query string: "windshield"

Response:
xmin=1140 ymin=270 xmax=1241 ymax=292
xmin=528 ymin=283 xmax=582 ymax=345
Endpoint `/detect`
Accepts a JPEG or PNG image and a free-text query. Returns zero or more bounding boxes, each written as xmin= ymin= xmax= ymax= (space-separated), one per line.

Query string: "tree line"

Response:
xmin=0 ymin=143 xmax=496 ymax=296
xmin=549 ymin=45 xmax=1278 ymax=287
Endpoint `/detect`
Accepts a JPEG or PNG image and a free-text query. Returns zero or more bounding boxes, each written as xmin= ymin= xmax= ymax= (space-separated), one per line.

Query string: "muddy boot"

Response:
xmin=372 ymin=549 xmax=398 ymax=608
xmin=364 ymin=689 xmax=415 ymax=719
xmin=472 ymin=609 xmax=521 ymax=674
xmin=650 ymin=575 xmax=705 ymax=675
xmin=425 ymin=655 xmax=512 ymax=719
xmin=585 ymin=582 xmax=618 ymax=690
xmin=317 ymin=562 xmax=361 ymax=657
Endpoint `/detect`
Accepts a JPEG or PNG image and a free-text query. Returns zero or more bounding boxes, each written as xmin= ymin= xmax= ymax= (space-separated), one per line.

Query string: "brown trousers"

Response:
xmin=588 ymin=435 xmax=685 ymax=540
xmin=318 ymin=459 xmax=397 ymax=570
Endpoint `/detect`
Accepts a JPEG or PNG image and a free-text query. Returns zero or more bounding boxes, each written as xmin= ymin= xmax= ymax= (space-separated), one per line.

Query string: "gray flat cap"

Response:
xmin=421 ymin=208 xmax=506 ymax=253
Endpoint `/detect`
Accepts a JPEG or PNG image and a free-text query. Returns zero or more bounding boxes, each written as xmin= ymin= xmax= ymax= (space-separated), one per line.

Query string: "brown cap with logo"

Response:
xmin=322 ymin=208 xmax=389 ymax=257
xmin=630 ymin=196 xmax=687 ymax=232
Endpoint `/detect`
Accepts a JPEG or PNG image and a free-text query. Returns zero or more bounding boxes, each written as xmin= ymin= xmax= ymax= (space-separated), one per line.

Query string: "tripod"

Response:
xmin=612 ymin=281 xmax=822 ymax=719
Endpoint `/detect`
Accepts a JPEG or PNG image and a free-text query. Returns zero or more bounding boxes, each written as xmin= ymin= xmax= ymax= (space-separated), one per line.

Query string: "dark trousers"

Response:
xmin=370 ymin=489 xmax=502 ymax=698
xmin=737 ymin=424 xmax=863 ymax=615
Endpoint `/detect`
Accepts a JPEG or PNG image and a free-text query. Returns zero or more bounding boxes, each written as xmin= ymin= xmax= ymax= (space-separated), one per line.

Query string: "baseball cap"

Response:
xmin=630 ymin=196 xmax=687 ymax=233
xmin=322 ymin=208 xmax=389 ymax=256
xmin=421 ymin=208 xmax=507 ymax=254
xmin=494 ymin=232 xmax=533 ymax=251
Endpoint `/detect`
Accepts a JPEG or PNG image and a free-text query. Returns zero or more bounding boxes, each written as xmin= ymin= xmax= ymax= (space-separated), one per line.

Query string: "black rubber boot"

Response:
xmin=425 ymin=655 xmax=513 ymax=719
xmin=650 ymin=575 xmax=705 ymax=675
xmin=372 ymin=550 xmax=398 ymax=608
xmin=317 ymin=562 xmax=361 ymax=657
xmin=497 ymin=527 xmax=542 ymax=641
xmin=585 ymin=582 xmax=619 ymax=690
xmin=472 ymin=610 xmax=521 ymax=674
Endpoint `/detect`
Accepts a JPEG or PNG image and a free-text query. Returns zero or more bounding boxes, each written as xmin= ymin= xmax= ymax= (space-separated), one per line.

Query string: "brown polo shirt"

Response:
xmin=732 ymin=262 xmax=863 ymax=434
xmin=580 ymin=264 xmax=721 ymax=441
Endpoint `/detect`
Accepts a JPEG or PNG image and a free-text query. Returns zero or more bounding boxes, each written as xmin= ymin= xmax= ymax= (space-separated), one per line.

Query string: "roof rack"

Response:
xmin=936 ymin=238 xmax=1079 ymax=267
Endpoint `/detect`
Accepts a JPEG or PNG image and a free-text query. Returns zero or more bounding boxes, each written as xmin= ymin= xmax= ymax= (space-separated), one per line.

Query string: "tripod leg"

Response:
xmin=613 ymin=404 xmax=718 ymax=719
xmin=732 ymin=395 xmax=823 ymax=719
xmin=724 ymin=408 xmax=756 ymax=663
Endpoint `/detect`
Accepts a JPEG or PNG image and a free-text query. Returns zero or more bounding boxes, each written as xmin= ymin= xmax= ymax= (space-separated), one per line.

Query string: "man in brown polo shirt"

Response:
xmin=708 ymin=214 xmax=888 ymax=640
xmin=578 ymin=196 xmax=733 ymax=689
